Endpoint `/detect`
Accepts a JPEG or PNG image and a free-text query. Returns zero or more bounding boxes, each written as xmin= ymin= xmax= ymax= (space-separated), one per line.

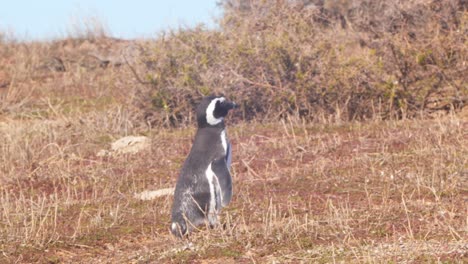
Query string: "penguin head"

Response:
xmin=197 ymin=96 xmax=238 ymax=127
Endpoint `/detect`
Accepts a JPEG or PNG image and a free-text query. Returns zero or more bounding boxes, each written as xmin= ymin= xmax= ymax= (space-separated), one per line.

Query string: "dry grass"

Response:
xmin=1 ymin=82 xmax=466 ymax=262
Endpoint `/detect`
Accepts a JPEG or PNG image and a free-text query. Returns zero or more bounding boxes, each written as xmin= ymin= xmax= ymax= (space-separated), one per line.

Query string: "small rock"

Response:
xmin=134 ymin=188 xmax=175 ymax=200
xmin=110 ymin=136 xmax=151 ymax=154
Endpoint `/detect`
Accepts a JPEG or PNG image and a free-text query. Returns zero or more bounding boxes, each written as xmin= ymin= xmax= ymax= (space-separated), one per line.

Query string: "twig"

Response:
xmin=229 ymin=68 xmax=289 ymax=91
xmin=123 ymin=52 xmax=152 ymax=85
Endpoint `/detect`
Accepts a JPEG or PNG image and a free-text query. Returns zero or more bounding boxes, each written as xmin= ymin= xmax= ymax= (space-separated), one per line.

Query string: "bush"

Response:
xmin=136 ymin=0 xmax=467 ymax=126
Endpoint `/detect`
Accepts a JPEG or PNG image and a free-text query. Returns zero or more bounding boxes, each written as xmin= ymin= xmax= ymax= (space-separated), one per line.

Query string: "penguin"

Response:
xmin=170 ymin=95 xmax=238 ymax=237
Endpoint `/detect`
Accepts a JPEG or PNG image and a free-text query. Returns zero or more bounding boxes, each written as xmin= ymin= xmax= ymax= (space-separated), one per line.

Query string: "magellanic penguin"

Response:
xmin=170 ymin=96 xmax=238 ymax=237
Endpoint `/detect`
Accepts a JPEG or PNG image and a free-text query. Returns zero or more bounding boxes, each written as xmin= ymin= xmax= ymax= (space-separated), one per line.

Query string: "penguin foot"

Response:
xmin=171 ymin=222 xmax=188 ymax=238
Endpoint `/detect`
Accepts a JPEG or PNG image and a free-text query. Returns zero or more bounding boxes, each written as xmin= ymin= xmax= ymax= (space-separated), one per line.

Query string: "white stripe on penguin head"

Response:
xmin=206 ymin=97 xmax=226 ymax=126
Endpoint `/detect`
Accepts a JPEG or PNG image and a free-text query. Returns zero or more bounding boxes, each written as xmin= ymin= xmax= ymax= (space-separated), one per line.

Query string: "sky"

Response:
xmin=0 ymin=0 xmax=221 ymax=40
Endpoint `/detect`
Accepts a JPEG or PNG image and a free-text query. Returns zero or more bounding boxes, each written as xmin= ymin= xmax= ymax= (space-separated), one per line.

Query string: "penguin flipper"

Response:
xmin=211 ymin=158 xmax=232 ymax=207
xmin=226 ymin=141 xmax=232 ymax=169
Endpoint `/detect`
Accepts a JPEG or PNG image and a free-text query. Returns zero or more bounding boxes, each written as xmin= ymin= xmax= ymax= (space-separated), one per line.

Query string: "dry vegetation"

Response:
xmin=135 ymin=0 xmax=467 ymax=125
xmin=0 ymin=0 xmax=467 ymax=263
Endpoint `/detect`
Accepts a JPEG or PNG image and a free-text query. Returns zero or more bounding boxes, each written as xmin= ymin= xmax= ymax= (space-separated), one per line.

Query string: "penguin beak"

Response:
xmin=224 ymin=101 xmax=238 ymax=110
xmin=230 ymin=102 xmax=239 ymax=109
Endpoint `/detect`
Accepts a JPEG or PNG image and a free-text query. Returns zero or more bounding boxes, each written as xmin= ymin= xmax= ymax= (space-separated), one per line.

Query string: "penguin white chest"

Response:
xmin=220 ymin=130 xmax=227 ymax=154
xmin=205 ymin=163 xmax=221 ymax=221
